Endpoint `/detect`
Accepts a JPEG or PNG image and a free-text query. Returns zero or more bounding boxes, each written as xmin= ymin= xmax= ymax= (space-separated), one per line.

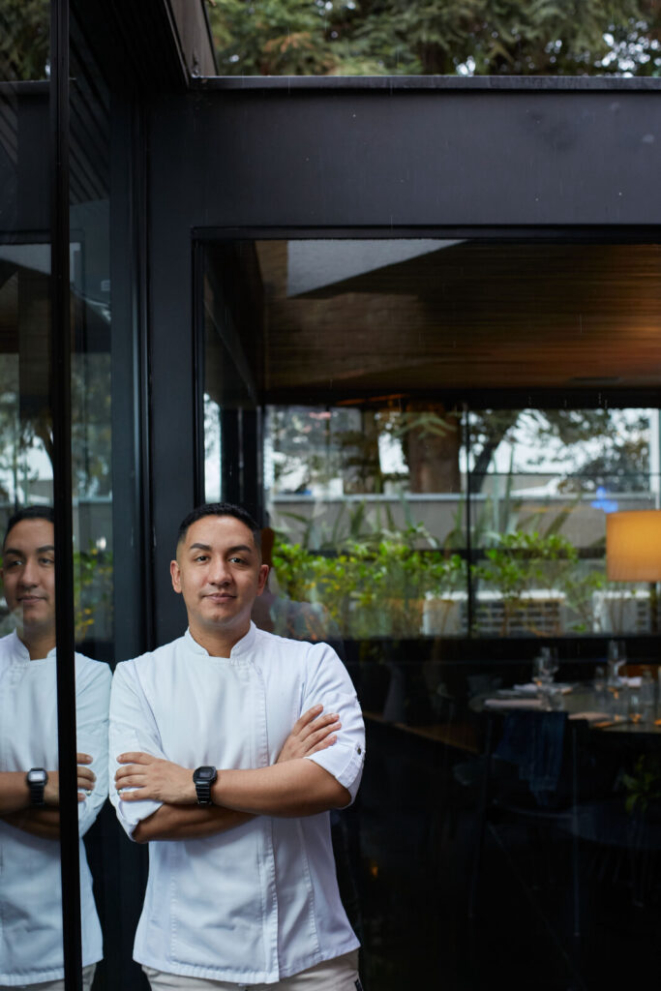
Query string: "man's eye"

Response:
xmin=4 ymin=560 xmax=21 ymax=569
xmin=40 ymin=557 xmax=55 ymax=566
xmin=194 ymin=555 xmax=209 ymax=563
xmin=229 ymin=556 xmax=245 ymax=565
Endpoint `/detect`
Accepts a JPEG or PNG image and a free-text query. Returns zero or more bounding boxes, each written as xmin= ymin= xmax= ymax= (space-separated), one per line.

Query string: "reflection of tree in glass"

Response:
xmin=269 ymin=406 xmax=358 ymax=493
xmin=268 ymin=404 xmax=652 ymax=523
xmin=71 ymin=354 xmax=112 ymax=499
xmin=0 ymin=0 xmax=50 ymax=82
xmin=0 ymin=356 xmax=46 ymax=504
xmin=269 ymin=403 xmax=463 ymax=496
xmin=74 ymin=547 xmax=113 ymax=644
xmin=470 ymin=408 xmax=650 ymax=494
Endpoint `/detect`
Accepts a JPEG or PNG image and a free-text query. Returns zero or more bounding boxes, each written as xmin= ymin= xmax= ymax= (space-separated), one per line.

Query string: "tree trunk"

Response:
xmin=405 ymin=403 xmax=461 ymax=493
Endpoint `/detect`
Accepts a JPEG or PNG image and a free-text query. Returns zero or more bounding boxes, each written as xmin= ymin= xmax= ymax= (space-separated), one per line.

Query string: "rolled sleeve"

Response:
xmin=109 ymin=660 xmax=165 ymax=838
xmin=75 ymin=659 xmax=112 ymax=837
xmin=301 ymin=643 xmax=365 ymax=805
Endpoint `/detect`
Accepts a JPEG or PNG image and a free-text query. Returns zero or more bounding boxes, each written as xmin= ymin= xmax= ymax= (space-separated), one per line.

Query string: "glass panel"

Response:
xmin=68 ymin=22 xmax=113 ymax=991
xmin=202 ymin=237 xmax=661 ymax=990
xmin=0 ymin=1 xmax=66 ymax=986
xmin=470 ymin=407 xmax=657 ymax=637
xmin=203 ymin=243 xmax=260 ymax=514
xmin=265 ymin=402 xmax=467 ymax=640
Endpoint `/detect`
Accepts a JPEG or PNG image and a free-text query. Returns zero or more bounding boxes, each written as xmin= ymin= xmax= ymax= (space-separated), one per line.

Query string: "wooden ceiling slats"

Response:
xmin=256 ymin=241 xmax=661 ymax=395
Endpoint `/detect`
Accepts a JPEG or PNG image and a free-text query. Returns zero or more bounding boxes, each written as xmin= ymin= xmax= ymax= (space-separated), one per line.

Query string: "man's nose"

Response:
xmin=19 ymin=560 xmax=38 ymax=586
xmin=208 ymin=557 xmax=231 ymax=584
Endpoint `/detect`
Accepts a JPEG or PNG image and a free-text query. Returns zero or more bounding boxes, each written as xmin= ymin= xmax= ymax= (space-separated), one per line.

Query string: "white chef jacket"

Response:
xmin=0 ymin=631 xmax=111 ymax=986
xmin=109 ymin=623 xmax=365 ymax=985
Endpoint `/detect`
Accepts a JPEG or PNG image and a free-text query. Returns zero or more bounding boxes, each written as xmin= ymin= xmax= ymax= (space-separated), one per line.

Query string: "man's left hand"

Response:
xmin=115 ymin=753 xmax=196 ymax=804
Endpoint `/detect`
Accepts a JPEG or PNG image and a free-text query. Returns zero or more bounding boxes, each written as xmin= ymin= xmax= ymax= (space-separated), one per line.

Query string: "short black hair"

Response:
xmin=176 ymin=503 xmax=261 ymax=552
xmin=3 ymin=506 xmax=55 ymax=551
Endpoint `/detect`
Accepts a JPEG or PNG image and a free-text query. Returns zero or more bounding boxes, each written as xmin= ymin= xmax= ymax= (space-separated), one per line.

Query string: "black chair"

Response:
xmin=466 ymin=710 xmax=600 ymax=937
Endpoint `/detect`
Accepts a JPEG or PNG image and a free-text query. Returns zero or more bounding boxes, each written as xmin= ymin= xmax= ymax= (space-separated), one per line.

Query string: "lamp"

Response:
xmin=606 ymin=510 xmax=661 ymax=633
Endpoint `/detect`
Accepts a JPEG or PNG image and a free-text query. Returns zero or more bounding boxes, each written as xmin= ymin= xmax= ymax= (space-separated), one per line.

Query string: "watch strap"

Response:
xmin=26 ymin=768 xmax=47 ymax=807
xmin=193 ymin=766 xmax=217 ymax=806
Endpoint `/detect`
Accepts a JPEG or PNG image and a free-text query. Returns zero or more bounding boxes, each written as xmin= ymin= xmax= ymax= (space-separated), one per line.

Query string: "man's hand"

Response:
xmin=276 ymin=705 xmax=341 ymax=763
xmin=76 ymin=753 xmax=96 ymax=802
xmin=43 ymin=754 xmax=96 ymax=806
xmin=115 ymin=753 xmax=196 ymax=804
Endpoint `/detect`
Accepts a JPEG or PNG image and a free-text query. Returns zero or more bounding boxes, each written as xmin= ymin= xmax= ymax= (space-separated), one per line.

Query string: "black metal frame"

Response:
xmin=190 ymin=227 xmax=661 ymax=655
xmin=51 ymin=1 xmax=83 ymax=989
xmin=41 ymin=26 xmax=661 ymax=978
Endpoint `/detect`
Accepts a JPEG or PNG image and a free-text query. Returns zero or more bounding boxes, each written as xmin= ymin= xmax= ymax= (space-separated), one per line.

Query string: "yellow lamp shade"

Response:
xmin=606 ymin=510 xmax=661 ymax=582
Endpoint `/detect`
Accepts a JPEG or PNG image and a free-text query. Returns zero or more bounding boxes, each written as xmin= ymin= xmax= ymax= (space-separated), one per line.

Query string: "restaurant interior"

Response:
xmin=201 ymin=236 xmax=661 ymax=989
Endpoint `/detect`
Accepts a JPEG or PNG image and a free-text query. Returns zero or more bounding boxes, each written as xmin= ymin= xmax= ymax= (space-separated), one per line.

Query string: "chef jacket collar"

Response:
xmin=6 ymin=628 xmax=56 ymax=664
xmin=184 ymin=621 xmax=258 ymax=662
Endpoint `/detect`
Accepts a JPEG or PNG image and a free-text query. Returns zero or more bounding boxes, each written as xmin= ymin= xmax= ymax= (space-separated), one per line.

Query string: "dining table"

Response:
xmin=473 ymin=679 xmax=661 ymax=736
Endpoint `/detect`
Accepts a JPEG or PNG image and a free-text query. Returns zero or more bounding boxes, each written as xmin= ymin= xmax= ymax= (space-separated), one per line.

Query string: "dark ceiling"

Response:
xmin=256 ymin=240 xmax=661 ymax=401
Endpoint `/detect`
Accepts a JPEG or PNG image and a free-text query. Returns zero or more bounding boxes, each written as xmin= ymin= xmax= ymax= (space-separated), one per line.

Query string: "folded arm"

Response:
xmin=0 ymin=771 xmax=34 ymax=814
xmin=1 ymin=807 xmax=61 ymax=840
xmin=0 ymin=757 xmax=95 ymax=839
xmin=121 ymin=755 xmax=349 ymax=830
xmin=211 ymin=760 xmax=350 ymax=817
xmin=120 ymin=705 xmax=343 ymax=843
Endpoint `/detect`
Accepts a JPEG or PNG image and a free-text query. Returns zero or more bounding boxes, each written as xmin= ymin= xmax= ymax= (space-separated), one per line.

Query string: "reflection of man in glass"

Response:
xmin=0 ymin=507 xmax=111 ymax=990
xmin=110 ymin=503 xmax=365 ymax=991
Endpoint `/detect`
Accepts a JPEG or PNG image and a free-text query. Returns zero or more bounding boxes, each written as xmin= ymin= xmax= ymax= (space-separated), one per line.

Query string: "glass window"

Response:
xmin=0 ymin=3 xmax=67 ymax=988
xmin=202 ymin=236 xmax=661 ymax=989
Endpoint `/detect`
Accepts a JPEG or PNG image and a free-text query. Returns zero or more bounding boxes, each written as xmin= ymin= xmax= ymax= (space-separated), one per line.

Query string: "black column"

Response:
xmin=51 ymin=0 xmax=83 ymax=989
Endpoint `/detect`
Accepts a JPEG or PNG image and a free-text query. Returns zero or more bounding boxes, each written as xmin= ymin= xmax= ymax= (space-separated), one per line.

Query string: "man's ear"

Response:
xmin=256 ymin=563 xmax=269 ymax=596
xmin=170 ymin=559 xmax=182 ymax=594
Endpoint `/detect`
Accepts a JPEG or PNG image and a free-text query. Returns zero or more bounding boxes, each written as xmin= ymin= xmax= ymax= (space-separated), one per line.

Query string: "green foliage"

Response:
xmin=272 ymin=528 xmax=466 ymax=637
xmin=622 ymin=755 xmax=661 ymax=815
xmin=73 ymin=546 xmax=113 ymax=642
xmin=271 ymin=521 xmax=651 ymax=638
xmin=561 ymin=566 xmax=605 ymax=633
xmin=206 ymin=0 xmax=661 ymax=77
xmin=0 ymin=0 xmax=50 ymax=81
xmin=209 ymin=0 xmax=338 ymax=75
xmin=472 ymin=530 xmax=604 ymax=635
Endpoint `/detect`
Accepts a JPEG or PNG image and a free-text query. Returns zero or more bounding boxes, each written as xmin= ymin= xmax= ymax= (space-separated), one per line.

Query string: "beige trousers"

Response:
xmin=143 ymin=950 xmax=360 ymax=991
xmin=0 ymin=963 xmax=96 ymax=991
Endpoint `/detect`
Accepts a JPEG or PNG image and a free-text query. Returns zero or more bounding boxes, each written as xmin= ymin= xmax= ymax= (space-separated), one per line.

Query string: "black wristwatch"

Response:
xmin=193 ymin=765 xmax=217 ymax=806
xmin=26 ymin=768 xmax=48 ymax=806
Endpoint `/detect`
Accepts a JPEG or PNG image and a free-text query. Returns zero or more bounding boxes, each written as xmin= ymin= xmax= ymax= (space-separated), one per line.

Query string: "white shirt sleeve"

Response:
xmin=109 ymin=660 xmax=166 ymax=838
xmin=301 ymin=642 xmax=365 ymax=805
xmin=75 ymin=658 xmax=112 ymax=837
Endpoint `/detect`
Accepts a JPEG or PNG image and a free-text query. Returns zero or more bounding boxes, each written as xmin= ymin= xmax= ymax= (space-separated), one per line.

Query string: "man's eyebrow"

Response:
xmin=187 ymin=542 xmax=254 ymax=555
xmin=2 ymin=544 xmax=55 ymax=557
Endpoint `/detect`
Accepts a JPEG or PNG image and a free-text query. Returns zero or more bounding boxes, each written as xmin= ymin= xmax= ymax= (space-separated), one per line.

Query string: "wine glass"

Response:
xmin=607 ymin=639 xmax=626 ymax=687
xmin=533 ymin=648 xmax=560 ymax=709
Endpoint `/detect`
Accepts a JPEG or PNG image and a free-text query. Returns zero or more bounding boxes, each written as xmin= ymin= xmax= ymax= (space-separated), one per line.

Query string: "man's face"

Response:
xmin=170 ymin=515 xmax=268 ymax=639
xmin=1 ymin=518 xmax=56 ymax=636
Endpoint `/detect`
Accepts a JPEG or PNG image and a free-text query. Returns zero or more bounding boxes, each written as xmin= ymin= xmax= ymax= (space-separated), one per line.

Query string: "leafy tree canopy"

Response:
xmin=206 ymin=0 xmax=661 ymax=77
xmin=0 ymin=0 xmax=49 ymax=81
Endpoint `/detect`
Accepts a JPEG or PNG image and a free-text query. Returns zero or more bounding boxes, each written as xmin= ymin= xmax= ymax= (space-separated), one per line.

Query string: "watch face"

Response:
xmin=27 ymin=769 xmax=47 ymax=785
xmin=195 ymin=766 xmax=216 ymax=782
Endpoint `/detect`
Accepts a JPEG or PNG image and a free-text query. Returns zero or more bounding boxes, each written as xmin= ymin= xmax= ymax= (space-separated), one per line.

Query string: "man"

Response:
xmin=110 ymin=503 xmax=365 ymax=990
xmin=0 ymin=506 xmax=111 ymax=990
